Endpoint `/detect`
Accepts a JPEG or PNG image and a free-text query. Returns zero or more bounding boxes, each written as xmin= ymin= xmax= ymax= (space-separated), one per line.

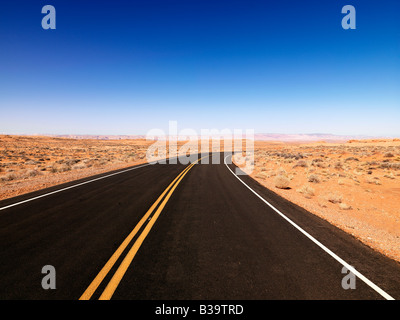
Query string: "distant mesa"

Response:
xmin=253 ymin=133 xmax=372 ymax=142
xmin=40 ymin=134 xmax=146 ymax=140
xmin=43 ymin=133 xmax=366 ymax=142
xmin=6 ymin=133 xmax=384 ymax=142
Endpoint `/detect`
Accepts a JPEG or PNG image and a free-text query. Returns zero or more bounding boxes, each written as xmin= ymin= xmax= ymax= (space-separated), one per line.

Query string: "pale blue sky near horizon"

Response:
xmin=0 ymin=0 xmax=399 ymax=137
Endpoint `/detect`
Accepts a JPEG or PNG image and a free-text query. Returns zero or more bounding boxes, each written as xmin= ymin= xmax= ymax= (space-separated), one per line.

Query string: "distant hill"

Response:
xmin=42 ymin=134 xmax=147 ymax=140
xmin=253 ymin=133 xmax=372 ymax=142
xmin=22 ymin=133 xmax=377 ymax=142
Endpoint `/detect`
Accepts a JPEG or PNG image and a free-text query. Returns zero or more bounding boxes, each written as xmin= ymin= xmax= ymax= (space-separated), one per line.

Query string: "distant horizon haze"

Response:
xmin=1 ymin=132 xmax=399 ymax=142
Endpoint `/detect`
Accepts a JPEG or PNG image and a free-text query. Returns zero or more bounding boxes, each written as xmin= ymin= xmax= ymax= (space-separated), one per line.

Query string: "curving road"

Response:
xmin=0 ymin=153 xmax=399 ymax=300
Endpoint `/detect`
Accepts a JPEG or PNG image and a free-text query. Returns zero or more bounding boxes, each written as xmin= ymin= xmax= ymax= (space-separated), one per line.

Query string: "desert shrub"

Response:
xmin=308 ymin=174 xmax=320 ymax=183
xmin=0 ymin=172 xmax=17 ymax=181
xmin=51 ymin=163 xmax=71 ymax=173
xmin=339 ymin=203 xmax=352 ymax=210
xmin=366 ymin=177 xmax=381 ymax=185
xmin=326 ymin=192 xmax=343 ymax=204
xmin=72 ymin=163 xmax=86 ymax=170
xmin=334 ymin=162 xmax=343 ymax=170
xmin=380 ymin=162 xmax=400 ymax=170
xmin=98 ymin=159 xmax=109 ymax=166
xmin=383 ymin=173 xmax=395 ymax=179
xmin=26 ymin=169 xmax=41 ymax=177
xmin=296 ymin=185 xmax=315 ymax=198
xmin=345 ymin=157 xmax=359 ymax=162
xmin=353 ymin=169 xmax=363 ymax=176
xmin=315 ymin=162 xmax=327 ymax=168
xmin=274 ymin=175 xmax=290 ymax=189
xmin=293 ymin=160 xmax=308 ymax=168
xmin=83 ymin=159 xmax=94 ymax=167
xmin=64 ymin=159 xmax=79 ymax=166
xmin=384 ymin=152 xmax=394 ymax=158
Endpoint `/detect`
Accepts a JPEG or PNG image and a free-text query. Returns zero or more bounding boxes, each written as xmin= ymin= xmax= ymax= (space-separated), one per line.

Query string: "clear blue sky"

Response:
xmin=0 ymin=0 xmax=399 ymax=136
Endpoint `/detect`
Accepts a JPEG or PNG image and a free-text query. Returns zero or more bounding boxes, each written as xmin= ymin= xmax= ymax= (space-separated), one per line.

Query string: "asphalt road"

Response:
xmin=0 ymin=153 xmax=399 ymax=300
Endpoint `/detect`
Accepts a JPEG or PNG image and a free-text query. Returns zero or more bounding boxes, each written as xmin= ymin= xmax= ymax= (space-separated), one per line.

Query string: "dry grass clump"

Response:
xmin=365 ymin=176 xmax=381 ymax=185
xmin=293 ymin=160 xmax=308 ymax=168
xmin=296 ymin=185 xmax=315 ymax=198
xmin=339 ymin=203 xmax=352 ymax=210
xmin=72 ymin=163 xmax=86 ymax=170
xmin=383 ymin=173 xmax=395 ymax=179
xmin=51 ymin=163 xmax=71 ymax=173
xmin=325 ymin=192 xmax=343 ymax=204
xmin=380 ymin=162 xmax=400 ymax=170
xmin=0 ymin=172 xmax=17 ymax=182
xmin=334 ymin=162 xmax=343 ymax=170
xmin=25 ymin=169 xmax=41 ymax=178
xmin=345 ymin=157 xmax=359 ymax=162
xmin=308 ymin=174 xmax=321 ymax=183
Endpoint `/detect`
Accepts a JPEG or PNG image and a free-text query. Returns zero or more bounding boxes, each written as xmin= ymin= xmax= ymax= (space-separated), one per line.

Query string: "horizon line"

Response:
xmin=1 ymin=132 xmax=400 ymax=141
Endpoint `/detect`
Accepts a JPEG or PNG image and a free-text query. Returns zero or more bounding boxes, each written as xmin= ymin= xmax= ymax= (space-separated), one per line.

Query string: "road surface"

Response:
xmin=0 ymin=153 xmax=399 ymax=300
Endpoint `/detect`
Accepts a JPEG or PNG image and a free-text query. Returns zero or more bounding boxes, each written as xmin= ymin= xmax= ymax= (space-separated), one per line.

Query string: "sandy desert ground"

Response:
xmin=234 ymin=139 xmax=400 ymax=263
xmin=0 ymin=135 xmax=157 ymax=200
xmin=0 ymin=135 xmax=205 ymax=200
xmin=1 ymin=135 xmax=400 ymax=263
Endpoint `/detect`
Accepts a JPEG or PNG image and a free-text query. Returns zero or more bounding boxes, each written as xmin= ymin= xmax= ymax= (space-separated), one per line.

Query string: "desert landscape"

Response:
xmin=0 ymin=135 xmax=209 ymax=200
xmin=2 ymin=0 xmax=400 ymax=301
xmin=0 ymin=135 xmax=155 ymax=200
xmin=234 ymin=139 xmax=400 ymax=263
xmin=1 ymin=135 xmax=400 ymax=264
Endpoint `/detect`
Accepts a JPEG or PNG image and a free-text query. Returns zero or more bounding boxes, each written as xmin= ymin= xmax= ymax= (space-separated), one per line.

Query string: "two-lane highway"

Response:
xmin=0 ymin=153 xmax=399 ymax=299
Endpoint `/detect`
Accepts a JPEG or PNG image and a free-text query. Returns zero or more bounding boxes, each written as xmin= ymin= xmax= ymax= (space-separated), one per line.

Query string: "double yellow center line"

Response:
xmin=79 ymin=157 xmax=204 ymax=300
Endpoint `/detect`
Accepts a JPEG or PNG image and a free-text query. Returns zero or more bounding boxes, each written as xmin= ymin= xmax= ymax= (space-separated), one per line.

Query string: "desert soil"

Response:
xmin=0 ymin=135 xmax=204 ymax=200
xmin=0 ymin=135 xmax=156 ymax=200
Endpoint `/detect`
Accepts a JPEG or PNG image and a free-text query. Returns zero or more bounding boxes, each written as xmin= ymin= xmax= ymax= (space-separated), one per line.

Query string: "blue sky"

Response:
xmin=0 ymin=0 xmax=399 ymax=136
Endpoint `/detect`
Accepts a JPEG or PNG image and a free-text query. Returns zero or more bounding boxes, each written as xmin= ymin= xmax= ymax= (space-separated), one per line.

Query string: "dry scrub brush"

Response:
xmin=0 ymin=172 xmax=17 ymax=182
xmin=325 ymin=192 xmax=343 ymax=204
xmin=296 ymin=185 xmax=315 ymax=198
xmin=308 ymin=174 xmax=321 ymax=183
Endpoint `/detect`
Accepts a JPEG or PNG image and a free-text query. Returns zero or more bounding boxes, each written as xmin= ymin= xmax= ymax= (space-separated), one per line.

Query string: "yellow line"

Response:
xmin=79 ymin=162 xmax=196 ymax=300
xmin=98 ymin=156 xmax=205 ymax=300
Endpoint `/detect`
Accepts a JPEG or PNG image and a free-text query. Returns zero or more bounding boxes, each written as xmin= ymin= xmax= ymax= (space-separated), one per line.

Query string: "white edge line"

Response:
xmin=224 ymin=155 xmax=394 ymax=300
xmin=0 ymin=163 xmax=150 ymax=212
